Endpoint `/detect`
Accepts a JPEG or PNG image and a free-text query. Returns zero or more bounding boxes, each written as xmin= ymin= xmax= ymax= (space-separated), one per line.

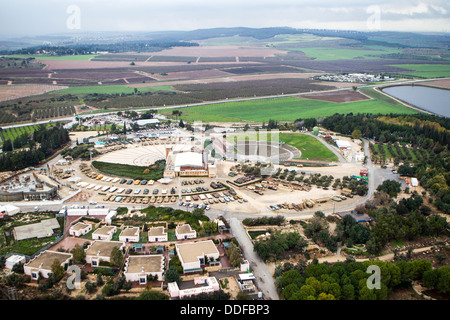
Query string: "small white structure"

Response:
xmin=335 ymin=139 xmax=352 ymax=150
xmin=175 ymin=224 xmax=197 ymax=240
xmin=168 ymin=276 xmax=220 ymax=298
xmin=411 ymin=178 xmax=419 ymax=187
xmin=88 ymin=208 xmax=109 ymax=216
xmin=0 ymin=204 xmax=20 ymax=217
xmin=105 ymin=210 xmax=117 ymax=225
xmin=354 ymin=152 xmax=365 ymax=162
xmin=148 ymin=226 xmax=168 ymax=242
xmin=69 ymin=222 xmax=92 ymax=237
xmin=123 ymin=255 xmax=165 ymax=284
xmin=92 ymin=226 xmax=117 ymax=241
xmin=135 ymin=119 xmax=159 ymax=127
xmin=119 ymin=227 xmax=140 ymax=243
xmin=67 ymin=208 xmax=89 ymax=216
xmin=5 ymin=255 xmax=26 ymax=270
xmin=24 ymin=250 xmax=73 ymax=280
xmin=84 ymin=240 xmax=125 ymax=267
xmin=240 ymin=260 xmax=250 ymax=272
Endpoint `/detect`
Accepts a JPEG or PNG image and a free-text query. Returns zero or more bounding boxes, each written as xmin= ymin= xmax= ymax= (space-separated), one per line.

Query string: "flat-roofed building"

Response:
xmin=5 ymin=254 xmax=26 ymax=270
xmin=69 ymin=222 xmax=92 ymax=237
xmin=175 ymin=224 xmax=197 ymax=240
xmin=175 ymin=240 xmax=220 ymax=273
xmin=148 ymin=226 xmax=168 ymax=242
xmin=168 ymin=276 xmax=220 ymax=298
xmin=24 ymin=250 xmax=72 ymax=280
xmin=13 ymin=218 xmax=60 ymax=241
xmin=123 ymin=255 xmax=165 ymax=284
xmin=119 ymin=227 xmax=140 ymax=243
xmin=85 ymin=240 xmax=125 ymax=267
xmin=92 ymin=226 xmax=116 ymax=241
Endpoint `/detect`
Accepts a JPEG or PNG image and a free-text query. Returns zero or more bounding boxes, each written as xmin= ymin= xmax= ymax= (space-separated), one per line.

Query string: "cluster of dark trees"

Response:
xmin=275 ymin=258 xmax=445 ymax=300
xmin=242 ymin=216 xmax=285 ymax=226
xmin=253 ymin=231 xmax=308 ymax=261
xmin=360 ymin=190 xmax=448 ymax=255
xmin=2 ymin=41 xmax=199 ymax=56
xmin=0 ymin=124 xmax=69 ymax=171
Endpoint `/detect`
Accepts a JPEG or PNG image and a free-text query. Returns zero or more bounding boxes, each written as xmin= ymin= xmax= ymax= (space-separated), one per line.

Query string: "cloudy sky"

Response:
xmin=1 ymin=0 xmax=449 ymax=38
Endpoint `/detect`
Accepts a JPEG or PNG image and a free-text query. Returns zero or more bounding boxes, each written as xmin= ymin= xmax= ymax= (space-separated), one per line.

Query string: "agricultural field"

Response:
xmin=389 ymin=64 xmax=450 ymax=78
xmin=290 ymin=46 xmax=402 ymax=61
xmin=0 ymin=29 xmax=448 ymax=125
xmin=54 ymin=84 xmax=173 ymax=95
xmin=162 ymin=94 xmax=418 ymax=123
xmin=6 ymin=54 xmax=99 ymax=61
xmin=0 ymin=123 xmax=55 ymax=143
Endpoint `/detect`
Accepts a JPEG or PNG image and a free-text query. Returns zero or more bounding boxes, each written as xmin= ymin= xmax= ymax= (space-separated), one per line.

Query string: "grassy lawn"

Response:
xmin=226 ymin=132 xmax=338 ymax=162
xmin=390 ymin=64 xmax=450 ymax=78
xmin=6 ymin=54 xmax=99 ymax=61
xmin=92 ymin=160 xmax=165 ymax=180
xmin=358 ymin=87 xmax=405 ymax=106
xmin=55 ymin=85 xmax=173 ymax=95
xmin=163 ymin=96 xmax=418 ymax=123
xmin=279 ymin=133 xmax=338 ymax=162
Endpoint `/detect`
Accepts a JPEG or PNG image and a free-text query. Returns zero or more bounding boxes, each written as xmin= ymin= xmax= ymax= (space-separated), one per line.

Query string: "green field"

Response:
xmin=92 ymin=160 xmax=165 ymax=181
xmin=0 ymin=123 xmax=54 ymax=143
xmin=55 ymin=85 xmax=173 ymax=95
xmin=6 ymin=54 xmax=99 ymax=61
xmin=279 ymin=133 xmax=338 ymax=162
xmin=290 ymin=46 xmax=402 ymax=61
xmin=163 ymin=95 xmax=418 ymax=123
xmin=390 ymin=64 xmax=450 ymax=78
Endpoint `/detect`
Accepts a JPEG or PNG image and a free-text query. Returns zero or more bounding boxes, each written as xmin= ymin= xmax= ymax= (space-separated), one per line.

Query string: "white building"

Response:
xmin=148 ymin=226 xmax=168 ymax=242
xmin=168 ymin=276 xmax=220 ymax=298
xmin=84 ymin=240 xmax=125 ymax=267
xmin=105 ymin=210 xmax=117 ymax=225
xmin=119 ymin=227 xmax=140 ymax=243
xmin=175 ymin=240 xmax=221 ymax=273
xmin=67 ymin=208 xmax=88 ymax=216
xmin=5 ymin=255 xmax=27 ymax=270
xmin=0 ymin=204 xmax=20 ymax=217
xmin=24 ymin=250 xmax=73 ymax=280
xmin=92 ymin=226 xmax=117 ymax=241
xmin=175 ymin=224 xmax=197 ymax=240
xmin=123 ymin=255 xmax=165 ymax=284
xmin=335 ymin=140 xmax=352 ymax=150
xmin=69 ymin=222 xmax=92 ymax=237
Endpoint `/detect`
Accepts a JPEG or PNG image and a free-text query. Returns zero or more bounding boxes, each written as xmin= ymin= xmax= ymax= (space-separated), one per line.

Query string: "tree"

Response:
xmin=165 ymin=265 xmax=180 ymax=283
xmin=51 ymin=260 xmax=65 ymax=281
xmin=352 ymin=129 xmax=362 ymax=140
xmin=72 ymin=244 xmax=86 ymax=264
xmin=110 ymin=247 xmax=124 ymax=268
xmin=227 ymin=242 xmax=243 ymax=268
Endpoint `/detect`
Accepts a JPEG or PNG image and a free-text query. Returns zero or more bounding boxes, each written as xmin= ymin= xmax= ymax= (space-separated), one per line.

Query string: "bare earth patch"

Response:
xmin=128 ymin=72 xmax=324 ymax=88
xmin=0 ymin=84 xmax=68 ymax=102
xmin=421 ymin=79 xmax=450 ymax=89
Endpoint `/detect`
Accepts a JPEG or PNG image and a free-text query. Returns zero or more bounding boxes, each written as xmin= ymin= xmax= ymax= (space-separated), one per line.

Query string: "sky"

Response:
xmin=1 ymin=0 xmax=449 ymax=39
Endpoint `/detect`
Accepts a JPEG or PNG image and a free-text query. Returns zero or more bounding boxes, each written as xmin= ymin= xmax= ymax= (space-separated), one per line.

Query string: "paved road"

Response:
xmin=229 ymin=217 xmax=280 ymax=300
